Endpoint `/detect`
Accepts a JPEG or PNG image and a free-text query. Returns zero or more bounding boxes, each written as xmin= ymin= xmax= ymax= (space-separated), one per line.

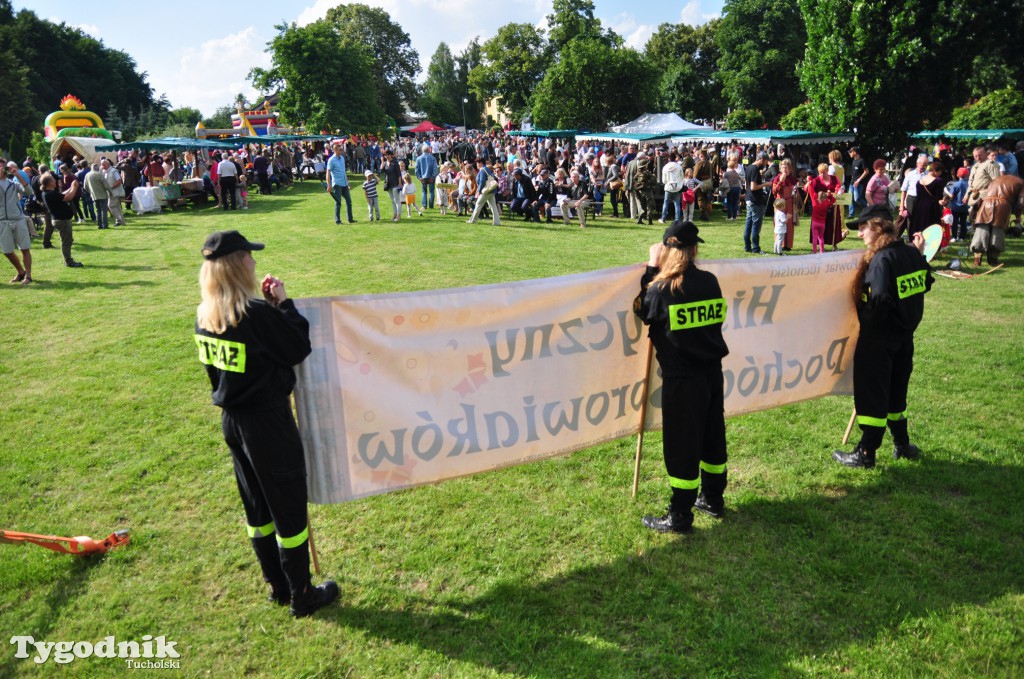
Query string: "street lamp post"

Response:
xmin=462 ymin=97 xmax=468 ymax=133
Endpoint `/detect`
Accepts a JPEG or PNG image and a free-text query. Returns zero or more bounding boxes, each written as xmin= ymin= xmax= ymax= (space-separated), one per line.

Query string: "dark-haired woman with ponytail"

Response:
xmin=634 ymin=220 xmax=730 ymax=534
xmin=833 ymin=205 xmax=933 ymax=469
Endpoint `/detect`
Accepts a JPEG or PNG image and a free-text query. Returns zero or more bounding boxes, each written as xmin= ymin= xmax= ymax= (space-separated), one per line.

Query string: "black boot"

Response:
xmin=290 ymin=581 xmax=340 ymax=618
xmin=251 ymin=535 xmax=289 ymax=605
xmin=832 ymin=443 xmax=876 ymax=468
xmin=268 ymin=583 xmax=290 ymax=606
xmin=893 ymin=442 xmax=920 ymax=460
xmin=694 ymin=494 xmax=724 ymax=519
xmin=642 ymin=510 xmax=693 ymax=534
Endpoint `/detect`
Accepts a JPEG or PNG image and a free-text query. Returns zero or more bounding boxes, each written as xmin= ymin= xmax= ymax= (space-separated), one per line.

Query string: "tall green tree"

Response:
xmin=420 ymin=43 xmax=461 ymax=124
xmin=798 ymin=0 xmax=975 ymax=152
xmin=716 ymin=0 xmax=805 ymax=125
xmin=962 ymin=0 xmax=1024 ymax=98
xmin=0 ymin=3 xmax=157 ymax=140
xmin=532 ymin=40 xmax=656 ymax=130
xmin=456 ymin=39 xmax=484 ymax=129
xmin=250 ymin=20 xmax=383 ymax=134
xmin=645 ymin=20 xmax=725 ymax=122
xmin=546 ymin=0 xmax=620 ymax=51
xmin=324 ymin=4 xmax=419 ymax=121
xmin=0 ymin=57 xmax=35 ymax=152
xmin=469 ymin=23 xmax=552 ymax=119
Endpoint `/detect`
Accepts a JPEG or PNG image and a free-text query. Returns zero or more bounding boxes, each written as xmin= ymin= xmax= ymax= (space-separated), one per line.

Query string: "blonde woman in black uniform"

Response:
xmin=195 ymin=230 xmax=338 ymax=617
xmin=634 ymin=221 xmax=730 ymax=533
xmin=833 ymin=205 xmax=933 ymax=468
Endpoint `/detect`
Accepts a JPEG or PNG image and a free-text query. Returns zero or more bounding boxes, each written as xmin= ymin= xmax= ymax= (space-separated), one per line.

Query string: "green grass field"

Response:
xmin=2 ymin=178 xmax=1022 ymax=677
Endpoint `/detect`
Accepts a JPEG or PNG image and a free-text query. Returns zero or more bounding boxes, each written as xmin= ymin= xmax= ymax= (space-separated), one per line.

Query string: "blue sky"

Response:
xmin=15 ymin=0 xmax=725 ymax=117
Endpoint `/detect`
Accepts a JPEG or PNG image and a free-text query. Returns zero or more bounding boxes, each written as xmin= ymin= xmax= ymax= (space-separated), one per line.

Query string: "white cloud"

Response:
xmin=624 ymin=24 xmax=654 ymax=50
xmin=680 ymin=0 xmax=703 ymax=26
xmin=679 ymin=1 xmax=720 ymax=26
xmin=609 ymin=13 xmax=655 ymax=50
xmin=153 ymin=27 xmax=272 ymax=117
xmin=76 ymin=23 xmax=101 ymax=37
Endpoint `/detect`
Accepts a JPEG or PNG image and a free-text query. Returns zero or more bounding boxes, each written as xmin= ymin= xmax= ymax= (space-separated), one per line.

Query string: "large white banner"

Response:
xmin=294 ymin=250 xmax=862 ymax=503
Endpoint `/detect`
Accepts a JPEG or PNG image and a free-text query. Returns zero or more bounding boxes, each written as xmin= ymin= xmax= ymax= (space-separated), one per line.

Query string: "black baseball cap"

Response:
xmin=846 ymin=203 xmax=892 ymax=229
xmin=202 ymin=230 xmax=265 ymax=260
xmin=663 ymin=220 xmax=704 ymax=247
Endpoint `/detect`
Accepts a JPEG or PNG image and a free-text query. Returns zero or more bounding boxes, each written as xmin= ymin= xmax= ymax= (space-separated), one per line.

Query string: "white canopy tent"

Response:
xmin=50 ymin=136 xmax=115 ymax=164
xmin=610 ymin=113 xmax=709 ymax=135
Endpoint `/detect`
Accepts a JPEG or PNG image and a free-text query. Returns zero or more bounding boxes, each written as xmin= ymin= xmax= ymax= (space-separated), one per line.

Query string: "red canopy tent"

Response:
xmin=409 ymin=120 xmax=445 ymax=133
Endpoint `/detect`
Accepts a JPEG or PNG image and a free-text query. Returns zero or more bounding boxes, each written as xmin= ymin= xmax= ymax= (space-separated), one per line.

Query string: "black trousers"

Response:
xmin=256 ymin=172 xmax=272 ymax=195
xmin=219 ymin=176 xmax=237 ymax=210
xmin=222 ymin=405 xmax=311 ymax=596
xmin=853 ymin=331 xmax=914 ymax=451
xmin=661 ymin=369 xmax=728 ymax=513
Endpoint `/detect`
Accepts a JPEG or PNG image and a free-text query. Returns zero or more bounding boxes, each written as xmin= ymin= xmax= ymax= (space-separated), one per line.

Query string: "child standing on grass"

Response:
xmin=773 ymin=198 xmax=788 ymax=254
xmin=401 ymin=172 xmax=423 ymax=217
xmin=681 ymin=167 xmax=700 ymax=222
xmin=238 ymin=174 xmax=250 ymax=210
xmin=436 ymin=162 xmax=455 ymax=216
xmin=363 ymin=170 xmax=380 ymax=221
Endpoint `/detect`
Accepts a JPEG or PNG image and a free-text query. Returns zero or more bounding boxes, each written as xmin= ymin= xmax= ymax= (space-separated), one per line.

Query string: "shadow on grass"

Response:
xmin=27 ymin=279 xmax=157 ymax=290
xmin=499 ymin=217 xmax=651 ymax=233
xmin=0 ymin=556 xmax=104 ymax=676
xmin=328 ymin=457 xmax=1024 ymax=676
xmin=71 ymin=243 xmax=147 ymax=253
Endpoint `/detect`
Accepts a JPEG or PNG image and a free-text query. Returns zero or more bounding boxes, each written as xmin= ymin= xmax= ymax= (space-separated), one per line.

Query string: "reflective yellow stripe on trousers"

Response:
xmin=276 ymin=526 xmax=309 ymax=549
xmin=668 ymin=476 xmax=699 ymax=490
xmin=246 ymin=521 xmax=275 ymax=538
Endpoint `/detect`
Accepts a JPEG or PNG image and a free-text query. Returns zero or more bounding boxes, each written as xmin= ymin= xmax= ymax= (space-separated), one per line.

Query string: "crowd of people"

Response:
xmin=310 ymin=132 xmax=1024 ymax=264
xmin=4 ymin=130 xmax=1021 ymax=285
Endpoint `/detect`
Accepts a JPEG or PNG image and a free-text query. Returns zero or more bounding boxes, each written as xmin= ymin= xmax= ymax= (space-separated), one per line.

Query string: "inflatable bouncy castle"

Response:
xmin=44 ymin=95 xmax=114 ymax=142
xmin=195 ymin=99 xmax=305 ymax=138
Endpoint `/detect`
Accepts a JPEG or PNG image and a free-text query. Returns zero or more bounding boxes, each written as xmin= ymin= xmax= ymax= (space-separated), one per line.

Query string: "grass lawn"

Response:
xmin=2 ymin=177 xmax=1022 ymax=677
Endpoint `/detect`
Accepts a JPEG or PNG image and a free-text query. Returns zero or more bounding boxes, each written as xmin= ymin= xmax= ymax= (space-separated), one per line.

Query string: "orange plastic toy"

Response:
xmin=0 ymin=529 xmax=130 ymax=556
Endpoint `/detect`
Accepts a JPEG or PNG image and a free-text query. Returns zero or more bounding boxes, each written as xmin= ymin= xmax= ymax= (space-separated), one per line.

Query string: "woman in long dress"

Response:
xmin=806 ymin=166 xmax=843 ymax=248
xmin=771 ymin=159 xmax=799 ymax=251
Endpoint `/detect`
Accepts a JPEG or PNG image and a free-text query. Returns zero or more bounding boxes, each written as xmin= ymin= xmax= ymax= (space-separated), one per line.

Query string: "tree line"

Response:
xmin=3 ymin=0 xmax=1021 ymax=162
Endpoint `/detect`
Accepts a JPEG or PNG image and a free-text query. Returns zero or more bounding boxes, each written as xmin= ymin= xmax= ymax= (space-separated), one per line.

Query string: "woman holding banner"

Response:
xmin=194 ymin=230 xmax=338 ymax=618
xmin=832 ymin=206 xmax=932 ymax=468
xmin=634 ymin=220 xmax=730 ymax=534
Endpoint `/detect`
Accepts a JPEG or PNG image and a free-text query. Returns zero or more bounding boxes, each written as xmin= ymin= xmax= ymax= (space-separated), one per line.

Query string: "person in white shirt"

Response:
xmin=217 ymin=155 xmax=239 ymax=210
xmin=899 ymin=153 xmax=929 ymax=220
xmin=101 ymin=158 xmax=127 ymax=226
xmin=659 ymin=151 xmax=683 ymax=224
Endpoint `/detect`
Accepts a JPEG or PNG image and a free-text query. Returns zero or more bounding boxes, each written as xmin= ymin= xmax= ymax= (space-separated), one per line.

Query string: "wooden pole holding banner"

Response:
xmin=842 ymin=408 xmax=857 ymax=446
xmin=306 ymin=509 xmax=321 ymax=576
xmin=631 ymin=339 xmax=655 ymax=499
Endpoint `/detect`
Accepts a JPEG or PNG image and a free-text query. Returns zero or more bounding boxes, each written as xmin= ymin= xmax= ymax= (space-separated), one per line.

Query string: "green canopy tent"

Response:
xmin=574 ymin=131 xmax=675 ymax=145
xmin=507 ymin=130 xmax=580 ymax=138
xmin=207 ymin=134 xmax=336 ymax=145
xmin=669 ymin=130 xmax=856 ymax=145
xmin=95 ymin=137 xmax=240 ymax=152
xmin=910 ymin=129 xmax=1024 ymax=141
